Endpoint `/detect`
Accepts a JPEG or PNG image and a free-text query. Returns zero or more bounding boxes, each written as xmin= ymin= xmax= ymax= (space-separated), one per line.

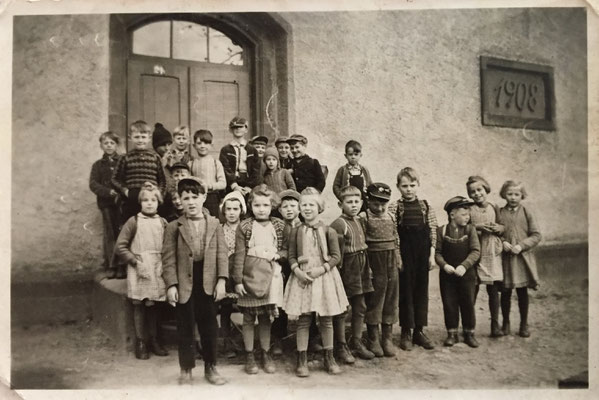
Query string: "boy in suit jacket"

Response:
xmin=162 ymin=177 xmax=228 ymax=385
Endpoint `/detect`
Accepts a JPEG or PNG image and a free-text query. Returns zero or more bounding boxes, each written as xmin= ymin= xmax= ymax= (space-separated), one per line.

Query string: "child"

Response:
xmin=363 ymin=183 xmax=401 ymax=357
xmin=162 ymin=176 xmax=228 ymax=385
xmin=232 ymin=184 xmax=286 ymax=375
xmin=283 ymin=187 xmax=348 ymax=377
xmin=435 ymin=196 xmax=481 ymax=348
xmin=115 ymin=183 xmax=169 ymax=359
xmin=112 ymin=120 xmax=167 ymax=223
xmin=152 ymin=122 xmax=172 ymax=158
xmin=189 ymin=129 xmax=227 ymax=217
xmin=332 ymin=140 xmax=373 ymax=212
xmin=271 ymin=189 xmax=301 ymax=356
xmin=159 ymin=162 xmax=190 ymax=222
xmin=330 ymin=186 xmax=374 ymax=361
xmin=250 ymin=135 xmax=269 ymax=181
xmin=219 ymin=190 xmax=246 ymax=359
xmin=287 ymin=134 xmax=326 ymax=193
xmin=388 ymin=167 xmax=437 ymax=351
xmin=466 ymin=176 xmax=505 ymax=337
xmin=499 ymin=180 xmax=541 ymax=338
xmin=262 ymin=147 xmax=296 ymax=194
xmin=89 ymin=131 xmax=122 ymax=278
xmin=275 ymin=137 xmax=293 ymax=170
xmin=163 ymin=125 xmax=192 ymax=168
xmin=219 ymin=116 xmax=261 ymax=195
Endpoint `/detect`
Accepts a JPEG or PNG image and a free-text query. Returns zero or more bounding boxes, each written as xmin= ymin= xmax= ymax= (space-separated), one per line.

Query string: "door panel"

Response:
xmin=140 ymin=74 xmax=181 ymax=131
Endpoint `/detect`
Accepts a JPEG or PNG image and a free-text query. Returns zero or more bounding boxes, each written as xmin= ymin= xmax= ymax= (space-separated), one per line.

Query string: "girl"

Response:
xmin=233 ymin=184 xmax=287 ymax=374
xmin=283 ymin=187 xmax=349 ymax=377
xmin=262 ymin=146 xmax=296 ymax=194
xmin=220 ymin=191 xmax=246 ymax=359
xmin=115 ymin=182 xmax=168 ymax=359
xmin=466 ymin=176 xmax=504 ymax=337
xmin=499 ymin=180 xmax=542 ymax=337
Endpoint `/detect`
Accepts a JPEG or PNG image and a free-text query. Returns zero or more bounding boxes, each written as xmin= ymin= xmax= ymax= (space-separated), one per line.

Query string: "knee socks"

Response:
xmin=258 ymin=314 xmax=272 ymax=351
xmin=133 ymin=304 xmax=145 ymax=340
xmin=242 ymin=313 xmax=255 ymax=352
xmin=145 ymin=305 xmax=158 ymax=339
xmin=501 ymin=289 xmax=512 ymax=322
xmin=318 ymin=316 xmax=333 ymax=350
xmin=297 ymin=314 xmax=312 ymax=351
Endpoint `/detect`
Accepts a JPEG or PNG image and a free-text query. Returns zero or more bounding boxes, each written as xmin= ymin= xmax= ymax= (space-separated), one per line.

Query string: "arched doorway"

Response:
xmin=108 ymin=13 xmax=292 ymax=153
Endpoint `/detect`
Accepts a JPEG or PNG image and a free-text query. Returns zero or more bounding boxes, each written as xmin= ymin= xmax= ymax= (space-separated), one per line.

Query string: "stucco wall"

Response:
xmin=12 ymin=15 xmax=111 ymax=280
xmin=280 ymin=8 xmax=587 ymax=243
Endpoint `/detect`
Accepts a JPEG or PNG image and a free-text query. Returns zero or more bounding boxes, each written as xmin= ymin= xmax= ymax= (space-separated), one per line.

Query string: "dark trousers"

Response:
xmin=365 ymin=250 xmax=399 ymax=325
xmin=121 ymin=187 xmax=141 ymax=223
xmin=204 ymin=192 xmax=221 ymax=218
xmin=439 ymin=268 xmax=477 ymax=332
xmin=398 ymin=227 xmax=430 ymax=328
xmin=101 ymin=206 xmax=120 ymax=269
xmin=176 ymin=261 xmax=218 ymax=370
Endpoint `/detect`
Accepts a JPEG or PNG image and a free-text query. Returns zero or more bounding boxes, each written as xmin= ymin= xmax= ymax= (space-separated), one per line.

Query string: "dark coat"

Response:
xmin=89 ymin=153 xmax=121 ymax=209
xmin=291 ymin=154 xmax=326 ymax=193
xmin=219 ymin=143 xmax=261 ymax=191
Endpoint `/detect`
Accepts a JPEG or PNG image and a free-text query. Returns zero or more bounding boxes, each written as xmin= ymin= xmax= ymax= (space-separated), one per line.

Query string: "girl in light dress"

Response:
xmin=283 ymin=187 xmax=349 ymax=377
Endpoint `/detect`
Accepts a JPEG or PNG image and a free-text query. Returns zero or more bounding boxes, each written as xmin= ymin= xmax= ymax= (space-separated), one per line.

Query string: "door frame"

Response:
xmin=109 ymin=13 xmax=293 ymax=149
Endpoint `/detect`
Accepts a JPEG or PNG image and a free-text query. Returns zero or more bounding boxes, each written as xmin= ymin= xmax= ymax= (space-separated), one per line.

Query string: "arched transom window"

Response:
xmin=132 ymin=20 xmax=244 ymax=65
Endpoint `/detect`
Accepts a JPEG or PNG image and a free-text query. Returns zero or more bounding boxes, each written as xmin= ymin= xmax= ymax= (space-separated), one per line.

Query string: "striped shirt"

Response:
xmin=330 ymin=214 xmax=368 ymax=255
xmin=112 ymin=149 xmax=166 ymax=195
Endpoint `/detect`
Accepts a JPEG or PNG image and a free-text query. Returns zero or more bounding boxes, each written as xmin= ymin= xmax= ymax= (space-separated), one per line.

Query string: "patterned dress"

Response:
xmin=469 ymin=202 xmax=503 ymax=284
xmin=283 ymin=224 xmax=349 ymax=319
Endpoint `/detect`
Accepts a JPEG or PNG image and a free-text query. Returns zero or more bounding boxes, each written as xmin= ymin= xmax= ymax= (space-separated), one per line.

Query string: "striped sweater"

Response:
xmin=111 ymin=148 xmax=167 ymax=195
xmin=330 ymin=214 xmax=368 ymax=255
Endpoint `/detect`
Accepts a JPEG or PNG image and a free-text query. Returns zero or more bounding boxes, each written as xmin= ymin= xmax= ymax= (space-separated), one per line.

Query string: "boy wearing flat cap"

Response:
xmin=435 ymin=196 xmax=481 ymax=348
xmin=219 ymin=117 xmax=261 ymax=195
xmin=362 ymin=183 xmax=401 ymax=357
xmin=275 ymin=137 xmax=293 ymax=170
xmin=288 ymin=134 xmax=326 ymax=193
xmin=250 ymin=135 xmax=269 ymax=181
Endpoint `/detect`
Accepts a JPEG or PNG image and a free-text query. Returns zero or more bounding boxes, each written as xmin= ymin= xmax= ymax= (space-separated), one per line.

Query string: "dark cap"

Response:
xmin=287 ymin=134 xmax=307 ymax=145
xmin=443 ymin=196 xmax=475 ymax=213
xmin=152 ymin=123 xmax=172 ymax=150
xmin=274 ymin=137 xmax=289 ymax=146
xmin=279 ymin=189 xmax=300 ymax=202
xmin=250 ymin=135 xmax=269 ymax=146
xmin=177 ymin=176 xmax=207 ymax=193
xmin=229 ymin=116 xmax=248 ymax=129
xmin=366 ymin=183 xmax=391 ymax=202
xmin=169 ymin=161 xmax=190 ymax=172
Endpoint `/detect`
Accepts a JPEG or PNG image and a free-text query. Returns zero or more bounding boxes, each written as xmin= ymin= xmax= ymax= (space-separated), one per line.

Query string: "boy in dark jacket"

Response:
xmin=89 ymin=131 xmax=122 ymax=278
xmin=288 ymin=134 xmax=326 ymax=193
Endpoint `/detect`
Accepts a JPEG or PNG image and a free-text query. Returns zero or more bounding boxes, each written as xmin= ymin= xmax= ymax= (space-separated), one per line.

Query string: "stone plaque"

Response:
xmin=480 ymin=56 xmax=555 ymax=130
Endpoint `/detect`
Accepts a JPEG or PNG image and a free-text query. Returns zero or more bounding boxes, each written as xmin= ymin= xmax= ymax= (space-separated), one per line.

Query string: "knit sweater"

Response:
xmin=112 ymin=148 xmax=167 ymax=195
xmin=263 ymin=168 xmax=296 ymax=194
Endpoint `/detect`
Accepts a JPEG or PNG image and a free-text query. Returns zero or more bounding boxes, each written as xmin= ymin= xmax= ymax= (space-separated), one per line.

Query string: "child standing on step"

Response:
xmin=283 ymin=187 xmax=348 ymax=377
xmin=499 ymin=180 xmax=542 ymax=338
xmin=115 ymin=182 xmax=168 ymax=360
xmin=233 ymin=184 xmax=287 ymax=375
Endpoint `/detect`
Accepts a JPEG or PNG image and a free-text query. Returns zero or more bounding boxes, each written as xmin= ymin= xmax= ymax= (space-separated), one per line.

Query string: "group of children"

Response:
xmin=89 ymin=117 xmax=542 ymax=385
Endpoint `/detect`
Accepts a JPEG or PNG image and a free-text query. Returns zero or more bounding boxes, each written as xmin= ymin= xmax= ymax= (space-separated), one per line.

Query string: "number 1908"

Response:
xmin=493 ymin=78 xmax=539 ymax=113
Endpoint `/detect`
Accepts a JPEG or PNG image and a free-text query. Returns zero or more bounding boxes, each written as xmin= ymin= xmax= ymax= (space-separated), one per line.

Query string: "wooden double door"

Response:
xmin=127 ymin=56 xmax=251 ymax=156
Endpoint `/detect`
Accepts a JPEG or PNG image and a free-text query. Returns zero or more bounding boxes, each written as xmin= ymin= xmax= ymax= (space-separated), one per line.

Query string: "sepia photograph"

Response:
xmin=1 ymin=0 xmax=596 ymax=398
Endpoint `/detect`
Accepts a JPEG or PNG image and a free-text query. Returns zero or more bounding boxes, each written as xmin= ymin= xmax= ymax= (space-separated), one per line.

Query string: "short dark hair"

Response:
xmin=99 ymin=131 xmax=120 ymax=144
xmin=397 ymin=167 xmax=419 ymax=185
xmin=178 ymin=180 xmax=206 ymax=196
xmin=466 ymin=175 xmax=491 ymax=194
xmin=193 ymin=129 xmax=213 ymax=144
xmin=345 ymin=140 xmax=362 ymax=154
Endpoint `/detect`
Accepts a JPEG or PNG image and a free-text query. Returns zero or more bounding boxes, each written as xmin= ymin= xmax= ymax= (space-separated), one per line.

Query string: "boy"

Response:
xmin=162 ymin=176 xmax=228 ymax=385
xmin=332 ymin=140 xmax=373 ymax=211
xmin=112 ymin=120 xmax=167 ymax=223
xmin=163 ymin=125 xmax=192 ymax=168
xmin=275 ymin=137 xmax=293 ymax=170
xmin=435 ymin=196 xmax=481 ymax=348
xmin=330 ymin=186 xmax=374 ymax=362
xmin=152 ymin=122 xmax=172 ymax=158
xmin=189 ymin=129 xmax=227 ymax=217
xmin=89 ymin=131 xmax=122 ymax=278
xmin=250 ymin=135 xmax=269 ymax=182
xmin=388 ymin=167 xmax=437 ymax=351
xmin=159 ymin=162 xmax=190 ymax=222
xmin=362 ymin=183 xmax=401 ymax=357
xmin=219 ymin=117 xmax=261 ymax=195
xmin=271 ymin=189 xmax=301 ymax=356
xmin=287 ymin=134 xmax=326 ymax=193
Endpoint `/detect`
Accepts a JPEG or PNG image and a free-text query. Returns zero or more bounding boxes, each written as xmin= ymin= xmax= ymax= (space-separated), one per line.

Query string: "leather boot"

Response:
xmin=501 ymin=320 xmax=511 ymax=336
xmin=349 ymin=336 xmax=375 ymax=360
xmin=412 ymin=327 xmax=435 ymax=350
xmin=463 ymin=332 xmax=480 ymax=348
xmin=245 ymin=351 xmax=258 ymax=375
xmin=135 ymin=338 xmax=149 ymax=360
xmin=490 ymin=319 xmax=503 ymax=338
xmin=334 ymin=341 xmax=355 ymax=364
xmin=296 ymin=351 xmax=309 ymax=377
xmin=443 ymin=331 xmax=458 ymax=347
xmin=205 ymin=363 xmax=227 ymax=385
xmin=261 ymin=349 xmax=276 ymax=373
xmin=399 ymin=328 xmax=413 ymax=351
xmin=272 ymin=339 xmax=283 ymax=357
xmin=148 ymin=336 xmax=168 ymax=356
xmin=519 ymin=323 xmax=530 ymax=337
xmin=381 ymin=324 xmax=397 ymax=357
xmin=366 ymin=325 xmax=384 ymax=357
xmin=323 ymin=349 xmax=342 ymax=375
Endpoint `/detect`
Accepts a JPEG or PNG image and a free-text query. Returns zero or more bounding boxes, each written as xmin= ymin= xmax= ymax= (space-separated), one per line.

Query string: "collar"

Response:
xmin=138 ymin=212 xmax=159 ymax=219
xmin=304 ymin=218 xmax=325 ymax=228
xmin=506 ymin=204 xmax=520 ymax=212
xmin=401 ymin=196 xmax=419 ymax=203
xmin=230 ymin=139 xmax=247 ymax=147
xmin=347 ymin=163 xmax=361 ymax=170
xmin=341 ymin=213 xmax=358 ymax=221
xmin=103 ymin=153 xmax=118 ymax=161
xmin=293 ymin=154 xmax=308 ymax=161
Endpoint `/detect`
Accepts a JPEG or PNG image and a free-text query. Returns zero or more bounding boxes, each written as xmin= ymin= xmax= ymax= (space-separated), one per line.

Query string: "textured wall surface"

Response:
xmin=281 ymin=8 xmax=587 ymax=243
xmin=12 ymin=15 xmax=110 ymax=280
